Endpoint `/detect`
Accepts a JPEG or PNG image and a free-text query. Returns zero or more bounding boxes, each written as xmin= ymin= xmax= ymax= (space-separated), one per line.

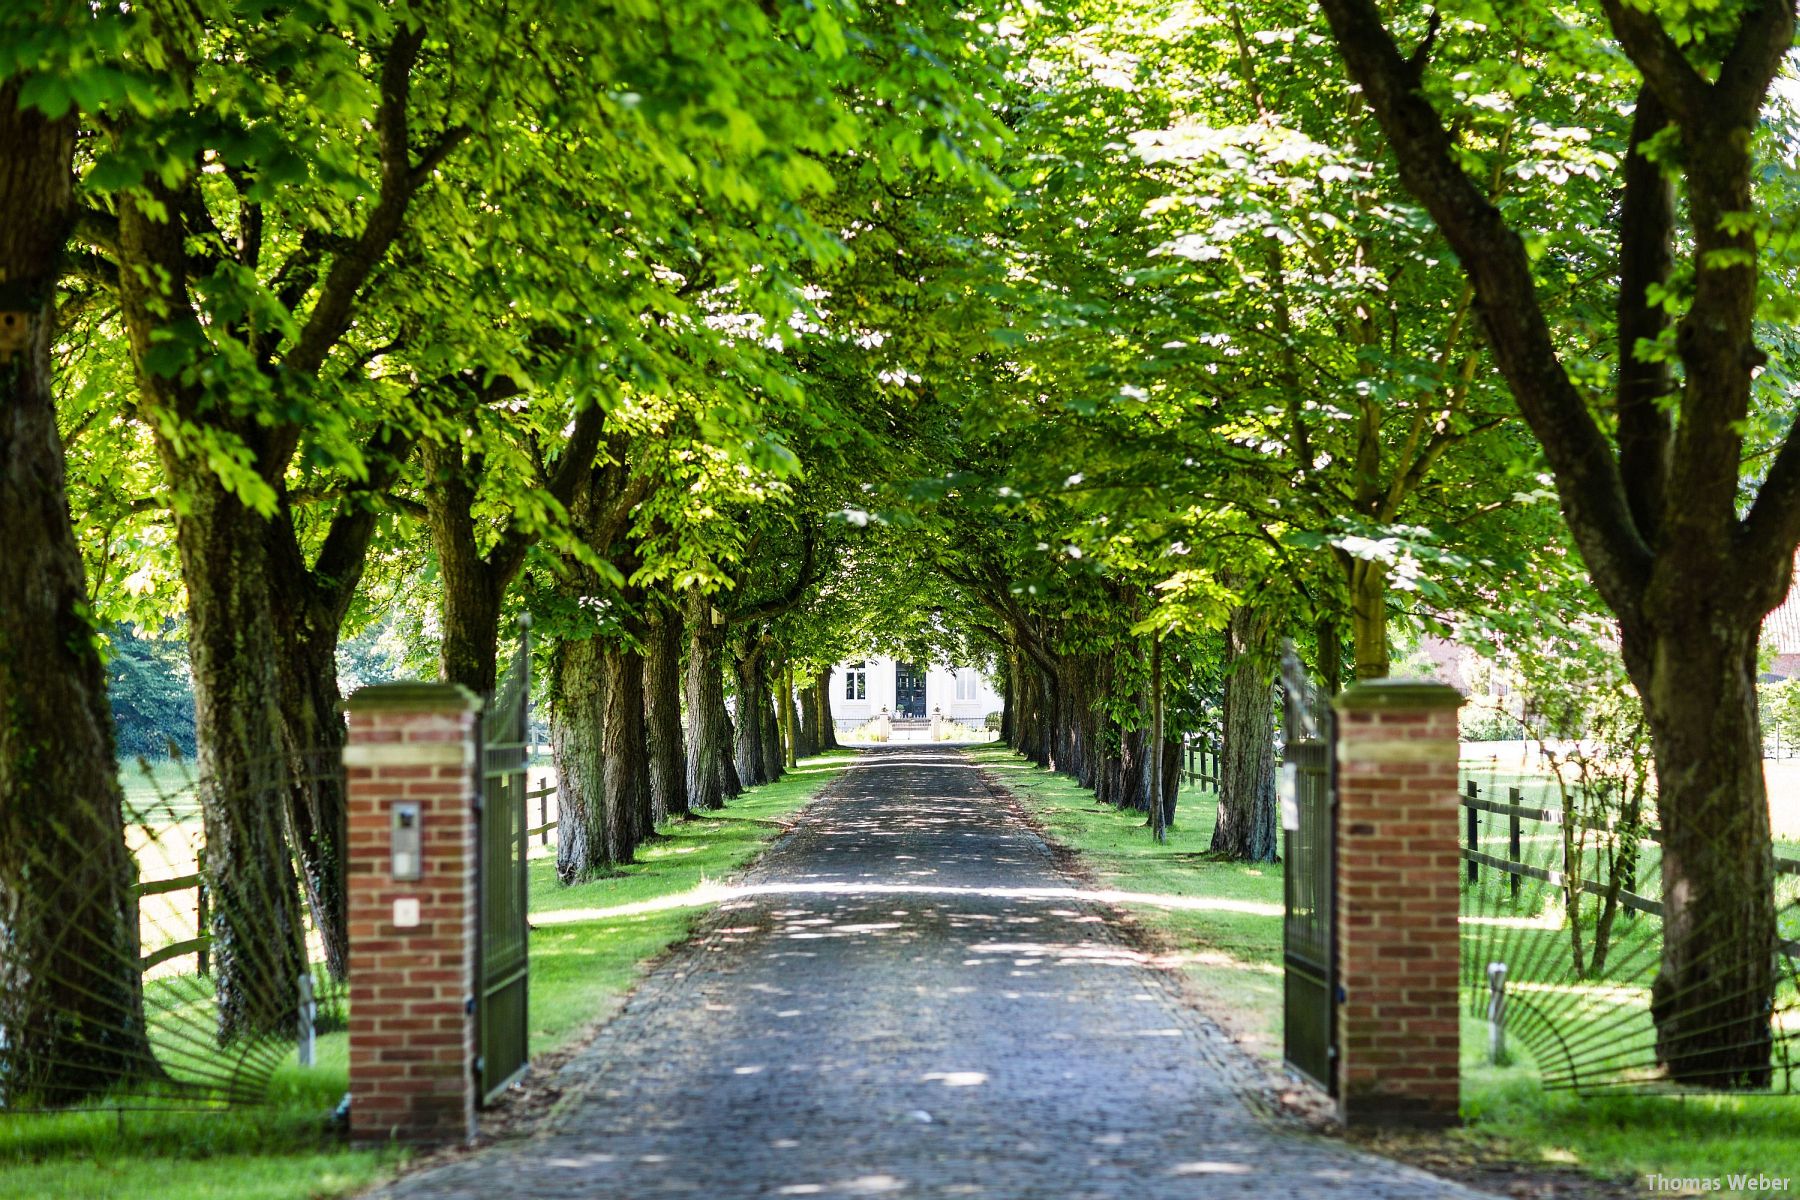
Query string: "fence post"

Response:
xmin=1465 ymin=780 xmax=1479 ymax=883
xmin=343 ymin=681 xmax=482 ymax=1148
xmin=1332 ymin=679 xmax=1464 ymax=1129
xmin=1507 ymin=786 xmax=1522 ymax=902
xmin=539 ymin=788 xmax=549 ymax=847
xmin=195 ymin=846 xmax=210 ymax=976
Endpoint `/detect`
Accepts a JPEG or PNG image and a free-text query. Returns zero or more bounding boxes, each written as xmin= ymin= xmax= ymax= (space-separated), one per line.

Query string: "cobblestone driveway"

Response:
xmin=374 ymin=744 xmax=1488 ymax=1199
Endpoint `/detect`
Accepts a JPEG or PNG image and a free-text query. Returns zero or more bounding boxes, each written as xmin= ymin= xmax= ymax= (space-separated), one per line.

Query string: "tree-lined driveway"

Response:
xmin=375 ymin=745 xmax=1484 ymax=1199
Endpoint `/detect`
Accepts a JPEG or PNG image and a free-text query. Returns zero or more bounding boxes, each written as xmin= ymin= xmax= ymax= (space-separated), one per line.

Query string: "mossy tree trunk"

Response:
xmin=0 ymin=85 xmax=156 ymax=1099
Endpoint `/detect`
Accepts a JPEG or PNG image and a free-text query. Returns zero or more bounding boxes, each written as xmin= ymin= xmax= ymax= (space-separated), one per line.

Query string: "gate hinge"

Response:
xmin=465 ymin=994 xmax=477 ymax=1015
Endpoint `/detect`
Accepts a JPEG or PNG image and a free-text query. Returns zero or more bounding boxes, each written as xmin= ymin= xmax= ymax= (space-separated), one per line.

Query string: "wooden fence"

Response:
xmin=1458 ymin=778 xmax=1800 ymax=956
xmin=1182 ymin=734 xmax=1221 ymax=793
xmin=132 ymin=789 xmax=564 ymax=977
xmin=132 ymin=868 xmax=209 ymax=973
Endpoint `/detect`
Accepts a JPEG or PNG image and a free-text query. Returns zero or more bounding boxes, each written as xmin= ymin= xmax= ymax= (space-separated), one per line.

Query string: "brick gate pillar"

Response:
xmin=1331 ymin=679 xmax=1464 ymax=1128
xmin=343 ymin=682 xmax=483 ymax=1146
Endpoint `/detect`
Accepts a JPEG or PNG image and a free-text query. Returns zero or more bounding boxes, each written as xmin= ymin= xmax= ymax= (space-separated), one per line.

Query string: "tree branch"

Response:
xmin=1615 ymin=86 xmax=1676 ymax=544
xmin=1317 ymin=0 xmax=1653 ymax=617
xmin=281 ymin=24 xmax=445 ymax=381
xmin=1595 ymin=0 xmax=1709 ymax=125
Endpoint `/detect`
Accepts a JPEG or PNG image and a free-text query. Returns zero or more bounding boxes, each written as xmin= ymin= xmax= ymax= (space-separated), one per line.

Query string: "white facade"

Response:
xmin=828 ymin=656 xmax=1003 ymax=727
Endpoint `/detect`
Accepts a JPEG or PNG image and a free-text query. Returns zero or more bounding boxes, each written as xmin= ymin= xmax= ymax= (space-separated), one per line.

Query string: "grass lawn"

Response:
xmin=969 ymin=743 xmax=1800 ymax=1196
xmin=0 ymin=749 xmax=857 ymax=1200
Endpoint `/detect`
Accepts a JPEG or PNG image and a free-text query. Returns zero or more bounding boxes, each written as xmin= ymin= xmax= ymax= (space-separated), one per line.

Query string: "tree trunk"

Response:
xmin=1213 ymin=606 xmax=1278 ymax=862
xmin=1016 ymin=663 xmax=1048 ymax=765
xmin=797 ymin=674 xmax=821 ymax=758
xmin=813 ymin=670 xmax=839 ymax=750
xmin=1635 ymin=619 xmax=1778 ymax=1085
xmin=424 ymin=442 xmax=506 ymax=697
xmin=759 ymin=681 xmax=785 ymax=784
xmin=267 ymin=443 xmax=411 ymax=984
xmin=644 ymin=599 xmax=688 ymax=822
xmin=732 ymin=644 xmax=768 ymax=788
xmin=682 ymin=588 xmax=738 ymax=809
xmin=774 ymin=659 xmax=796 ymax=769
xmin=270 ymin=609 xmax=350 ymax=980
xmin=1317 ymin=616 xmax=1345 ymax=698
xmin=553 ymin=632 xmax=608 ymax=883
xmin=1150 ymin=636 xmax=1166 ymax=842
xmin=1349 ymin=558 xmax=1389 ymax=680
xmin=1158 ymin=735 xmax=1181 ymax=830
xmin=601 ymin=643 xmax=651 ymax=863
xmin=1118 ymin=725 xmax=1148 ymax=811
xmin=435 ymin=552 xmax=504 ymax=696
xmin=1072 ymin=658 xmax=1099 ymax=789
xmin=999 ymin=650 xmax=1016 ymax=746
xmin=0 ymin=86 xmax=155 ymax=1100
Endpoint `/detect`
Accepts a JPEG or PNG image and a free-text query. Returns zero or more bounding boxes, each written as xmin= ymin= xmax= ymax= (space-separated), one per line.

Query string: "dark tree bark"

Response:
xmin=1119 ymin=726 xmax=1149 ymax=812
xmin=1071 ymin=656 xmax=1100 ymax=789
xmin=265 ymin=438 xmax=409 ymax=982
xmin=796 ymin=667 xmax=821 ymax=758
xmin=271 ymin=607 xmax=351 ymax=980
xmin=545 ymin=444 xmax=649 ymax=876
xmin=999 ymin=649 xmax=1016 ymax=746
xmin=1212 ymin=607 xmax=1278 ymax=862
xmin=731 ymin=638 xmax=770 ymax=788
xmin=1157 ymin=735 xmax=1181 ymax=831
xmin=682 ymin=586 xmax=739 ymax=809
xmin=812 ymin=670 xmax=839 ymax=750
xmin=773 ymin=658 xmax=797 ymax=769
xmin=758 ymin=677 xmax=785 ymax=784
xmin=0 ymin=85 xmax=155 ymax=1100
xmin=643 ymin=595 xmax=689 ymax=822
xmin=601 ymin=643 xmax=651 ymax=862
xmin=425 ymin=441 xmax=512 ymax=698
xmin=1319 ymin=0 xmax=1794 ymax=1082
xmin=552 ymin=632 xmax=608 ymax=883
xmin=1316 ymin=617 xmax=1345 ymax=698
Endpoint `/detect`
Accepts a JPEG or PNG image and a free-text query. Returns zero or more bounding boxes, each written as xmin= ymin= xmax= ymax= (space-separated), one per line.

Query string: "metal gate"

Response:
xmin=477 ymin=624 xmax=532 ymax=1104
xmin=1279 ymin=642 xmax=1337 ymax=1093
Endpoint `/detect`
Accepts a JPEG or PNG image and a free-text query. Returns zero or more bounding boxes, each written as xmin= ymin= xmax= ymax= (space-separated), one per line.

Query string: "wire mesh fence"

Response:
xmin=1 ymin=753 xmax=349 ymax=1114
xmin=1458 ymin=756 xmax=1800 ymax=1096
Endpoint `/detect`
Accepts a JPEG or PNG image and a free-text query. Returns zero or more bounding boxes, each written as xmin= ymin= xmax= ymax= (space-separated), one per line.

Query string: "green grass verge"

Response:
xmin=0 ymin=749 xmax=856 ymax=1200
xmin=969 ymin=744 xmax=1800 ymax=1195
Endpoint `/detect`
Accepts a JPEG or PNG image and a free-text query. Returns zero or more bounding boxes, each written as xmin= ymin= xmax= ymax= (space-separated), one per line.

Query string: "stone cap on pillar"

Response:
xmin=1332 ymin=678 xmax=1464 ymax=714
xmin=343 ymin=681 xmax=483 ymax=714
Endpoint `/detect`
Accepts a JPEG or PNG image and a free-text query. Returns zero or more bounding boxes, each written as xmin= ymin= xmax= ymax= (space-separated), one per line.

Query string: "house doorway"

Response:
xmin=895 ymin=661 xmax=927 ymax=718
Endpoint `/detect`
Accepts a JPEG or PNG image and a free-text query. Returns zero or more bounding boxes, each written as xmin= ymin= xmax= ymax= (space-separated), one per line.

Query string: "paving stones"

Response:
xmin=370 ymin=745 xmax=1490 ymax=1200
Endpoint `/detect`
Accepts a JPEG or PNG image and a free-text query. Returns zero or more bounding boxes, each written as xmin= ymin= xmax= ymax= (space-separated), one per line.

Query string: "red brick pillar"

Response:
xmin=343 ymin=682 xmax=482 ymax=1147
xmin=1332 ymin=679 xmax=1464 ymax=1128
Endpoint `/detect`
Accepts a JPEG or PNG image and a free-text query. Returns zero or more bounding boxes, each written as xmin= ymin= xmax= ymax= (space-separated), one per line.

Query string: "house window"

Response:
xmin=955 ymin=670 xmax=977 ymax=702
xmin=845 ymin=663 xmax=867 ymax=701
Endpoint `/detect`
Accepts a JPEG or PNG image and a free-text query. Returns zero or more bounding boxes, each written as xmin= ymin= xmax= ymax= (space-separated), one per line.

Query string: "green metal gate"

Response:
xmin=477 ymin=624 xmax=532 ymax=1104
xmin=1279 ymin=642 xmax=1337 ymax=1094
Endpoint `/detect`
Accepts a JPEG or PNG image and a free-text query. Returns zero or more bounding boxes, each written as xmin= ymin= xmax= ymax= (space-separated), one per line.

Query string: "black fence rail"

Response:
xmin=1458 ymin=778 xmax=1800 ymax=956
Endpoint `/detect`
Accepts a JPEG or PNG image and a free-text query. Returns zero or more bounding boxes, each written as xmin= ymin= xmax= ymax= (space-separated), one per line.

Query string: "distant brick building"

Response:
xmin=1766 ymin=579 xmax=1800 ymax=681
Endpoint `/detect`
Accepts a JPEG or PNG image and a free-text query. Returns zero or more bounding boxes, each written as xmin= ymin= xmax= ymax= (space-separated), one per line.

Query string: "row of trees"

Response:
xmin=5 ymin=0 xmax=1797 ymax=1102
xmin=851 ymin=0 xmax=1800 ymax=1089
xmin=0 ymin=0 xmax=1001 ymax=1102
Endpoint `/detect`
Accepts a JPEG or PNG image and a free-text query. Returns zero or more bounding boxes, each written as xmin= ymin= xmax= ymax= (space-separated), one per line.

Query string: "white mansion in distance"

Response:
xmin=827 ymin=657 xmax=1003 ymax=730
